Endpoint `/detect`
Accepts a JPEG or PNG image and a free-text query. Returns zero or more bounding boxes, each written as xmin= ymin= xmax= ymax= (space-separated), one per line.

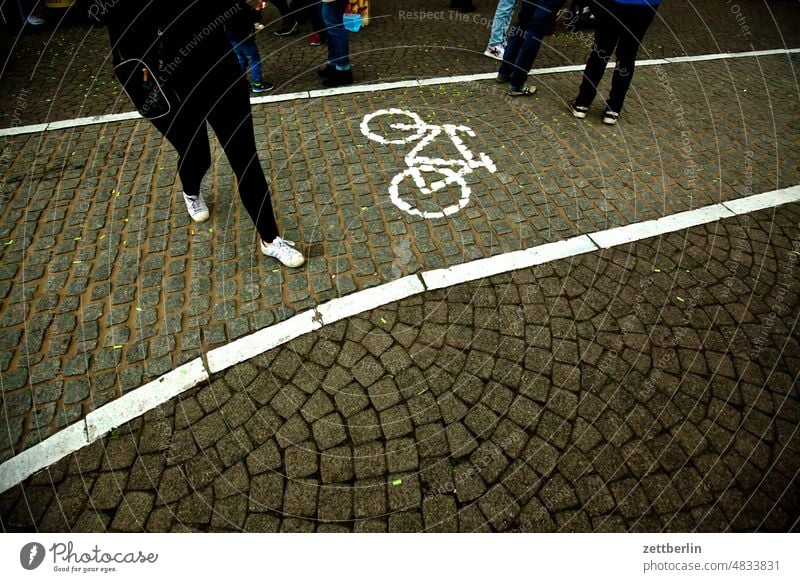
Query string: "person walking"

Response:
xmin=569 ymin=0 xmax=663 ymax=124
xmin=484 ymin=0 xmax=518 ymax=61
xmin=318 ymin=0 xmax=352 ymax=87
xmin=497 ymin=0 xmax=565 ymax=96
xmin=102 ymin=0 xmax=305 ymax=268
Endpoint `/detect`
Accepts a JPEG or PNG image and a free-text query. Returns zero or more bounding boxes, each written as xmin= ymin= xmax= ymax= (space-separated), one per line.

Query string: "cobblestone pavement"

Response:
xmin=1 ymin=0 xmax=799 ymax=126
xmin=1 ymin=203 xmax=798 ymax=532
xmin=0 ymin=50 xmax=799 ymax=460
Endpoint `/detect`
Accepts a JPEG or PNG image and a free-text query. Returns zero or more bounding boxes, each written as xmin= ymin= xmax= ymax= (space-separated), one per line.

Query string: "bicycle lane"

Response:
xmin=0 ymin=53 xmax=798 ymax=465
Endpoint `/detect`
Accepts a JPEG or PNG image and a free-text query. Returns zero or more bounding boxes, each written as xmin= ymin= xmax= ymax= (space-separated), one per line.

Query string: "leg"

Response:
xmin=269 ymin=0 xmax=294 ymax=21
xmin=205 ymin=77 xmax=279 ymax=242
xmin=575 ymin=0 xmax=621 ymax=108
xmin=488 ymin=0 xmax=518 ymax=47
xmin=271 ymin=0 xmax=298 ymax=33
xmin=151 ymin=101 xmax=211 ymax=200
xmin=507 ymin=0 xmax=565 ymax=90
xmin=226 ymin=33 xmax=249 ymax=76
xmin=322 ymin=0 xmax=349 ymax=69
xmin=606 ymin=3 xmax=658 ymax=112
xmin=241 ymin=41 xmax=264 ymax=86
xmin=498 ymin=0 xmax=533 ymax=79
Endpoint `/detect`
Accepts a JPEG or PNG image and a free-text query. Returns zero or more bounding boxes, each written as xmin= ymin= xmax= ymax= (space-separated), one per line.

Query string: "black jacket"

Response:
xmin=103 ymin=0 xmax=248 ymax=94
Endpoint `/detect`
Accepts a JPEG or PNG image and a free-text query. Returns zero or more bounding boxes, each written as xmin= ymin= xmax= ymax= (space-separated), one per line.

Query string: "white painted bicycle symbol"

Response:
xmin=360 ymin=108 xmax=497 ymax=218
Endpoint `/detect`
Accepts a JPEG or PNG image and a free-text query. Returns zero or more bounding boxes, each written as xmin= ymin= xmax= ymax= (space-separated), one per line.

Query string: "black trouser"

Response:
xmin=151 ymin=73 xmax=279 ymax=242
xmin=269 ymin=0 xmax=293 ymax=21
xmin=575 ymin=0 xmax=658 ymax=112
xmin=292 ymin=0 xmax=325 ymax=31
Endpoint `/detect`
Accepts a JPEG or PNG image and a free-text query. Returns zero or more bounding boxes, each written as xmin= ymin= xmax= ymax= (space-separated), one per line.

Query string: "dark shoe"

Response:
xmin=508 ymin=85 xmax=536 ymax=97
xmin=274 ymin=21 xmax=298 ymax=36
xmin=602 ymin=110 xmax=620 ymax=125
xmin=569 ymin=100 xmax=589 ymax=119
xmin=251 ymin=81 xmax=274 ymax=93
xmin=317 ymin=64 xmax=335 ymax=78
xmin=322 ymin=68 xmax=353 ymax=88
xmin=495 ymin=74 xmax=509 ymax=83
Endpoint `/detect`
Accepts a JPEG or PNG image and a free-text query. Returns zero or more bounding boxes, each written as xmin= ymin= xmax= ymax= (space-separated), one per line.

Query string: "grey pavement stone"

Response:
xmin=111 ymin=492 xmax=154 ymax=532
xmin=320 ymin=445 xmax=354 ymax=484
xmin=312 ymin=413 xmax=348 ymax=450
xmin=318 ymin=486 xmax=353 ymax=522
xmin=283 ymin=478 xmax=319 ymax=517
xmin=249 ymin=473 xmax=284 ymax=512
xmin=285 ymin=442 xmax=318 ymax=479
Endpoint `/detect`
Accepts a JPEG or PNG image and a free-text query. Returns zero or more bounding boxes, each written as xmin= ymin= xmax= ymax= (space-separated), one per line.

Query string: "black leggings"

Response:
xmin=575 ymin=0 xmax=658 ymax=112
xmin=151 ymin=76 xmax=279 ymax=242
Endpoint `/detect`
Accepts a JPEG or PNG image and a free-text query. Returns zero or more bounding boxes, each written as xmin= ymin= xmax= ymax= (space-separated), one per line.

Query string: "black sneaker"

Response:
xmin=317 ymin=64 xmax=336 ymax=78
xmin=321 ymin=68 xmax=353 ymax=88
xmin=602 ymin=110 xmax=620 ymax=125
xmin=569 ymin=100 xmax=589 ymax=119
xmin=274 ymin=21 xmax=298 ymax=36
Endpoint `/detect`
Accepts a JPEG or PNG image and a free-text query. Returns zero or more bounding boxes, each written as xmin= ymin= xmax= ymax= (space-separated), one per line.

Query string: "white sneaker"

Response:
xmin=260 ymin=236 xmax=305 ymax=268
xmin=183 ymin=192 xmax=209 ymax=222
xmin=484 ymin=44 xmax=504 ymax=61
xmin=26 ymin=15 xmax=46 ymax=25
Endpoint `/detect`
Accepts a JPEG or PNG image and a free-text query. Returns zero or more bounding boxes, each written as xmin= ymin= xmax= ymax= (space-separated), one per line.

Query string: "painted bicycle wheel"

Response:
xmin=360 ymin=108 xmax=427 ymax=145
xmin=389 ymin=166 xmax=471 ymax=219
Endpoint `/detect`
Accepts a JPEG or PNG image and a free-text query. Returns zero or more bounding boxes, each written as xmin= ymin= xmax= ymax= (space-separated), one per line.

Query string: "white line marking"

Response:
xmin=1 ymin=48 xmax=795 ymax=138
xmin=589 ymin=204 xmax=735 ymax=249
xmin=629 ymin=58 xmax=671 ymax=67
xmin=85 ymin=359 xmax=208 ymax=442
xmin=250 ymin=91 xmax=310 ymax=105
xmin=206 ymin=309 xmax=321 ymax=373
xmin=415 ymin=72 xmax=495 ymax=87
xmin=316 ymin=275 xmax=425 ymax=325
xmin=0 ymin=422 xmax=87 ymax=495
xmin=422 ymin=235 xmax=598 ymax=290
xmin=46 ymin=111 xmax=141 ymax=131
xmin=722 ymin=185 xmax=800 ymax=215
xmin=0 ymin=123 xmax=48 ymax=136
xmin=665 ymin=48 xmax=800 ymax=64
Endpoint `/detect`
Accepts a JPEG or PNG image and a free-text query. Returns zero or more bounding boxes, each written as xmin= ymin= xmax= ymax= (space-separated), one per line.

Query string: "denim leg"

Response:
xmin=226 ymin=32 xmax=249 ymax=74
xmin=498 ymin=0 xmax=533 ymax=79
xmin=507 ymin=0 xmax=564 ymax=90
xmin=322 ymin=0 xmax=350 ymax=69
xmin=240 ymin=42 xmax=263 ymax=85
xmin=488 ymin=0 xmax=518 ymax=46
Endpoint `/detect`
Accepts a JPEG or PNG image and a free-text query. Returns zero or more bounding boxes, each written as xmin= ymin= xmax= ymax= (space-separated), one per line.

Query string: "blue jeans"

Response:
xmin=488 ymin=0 xmax=518 ymax=47
xmin=498 ymin=0 xmax=564 ymax=90
xmin=322 ymin=0 xmax=350 ymax=70
xmin=227 ymin=34 xmax=263 ymax=85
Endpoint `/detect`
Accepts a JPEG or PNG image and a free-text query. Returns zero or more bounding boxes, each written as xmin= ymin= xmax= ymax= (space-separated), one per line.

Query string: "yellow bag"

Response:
xmin=345 ymin=0 xmax=369 ymax=26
